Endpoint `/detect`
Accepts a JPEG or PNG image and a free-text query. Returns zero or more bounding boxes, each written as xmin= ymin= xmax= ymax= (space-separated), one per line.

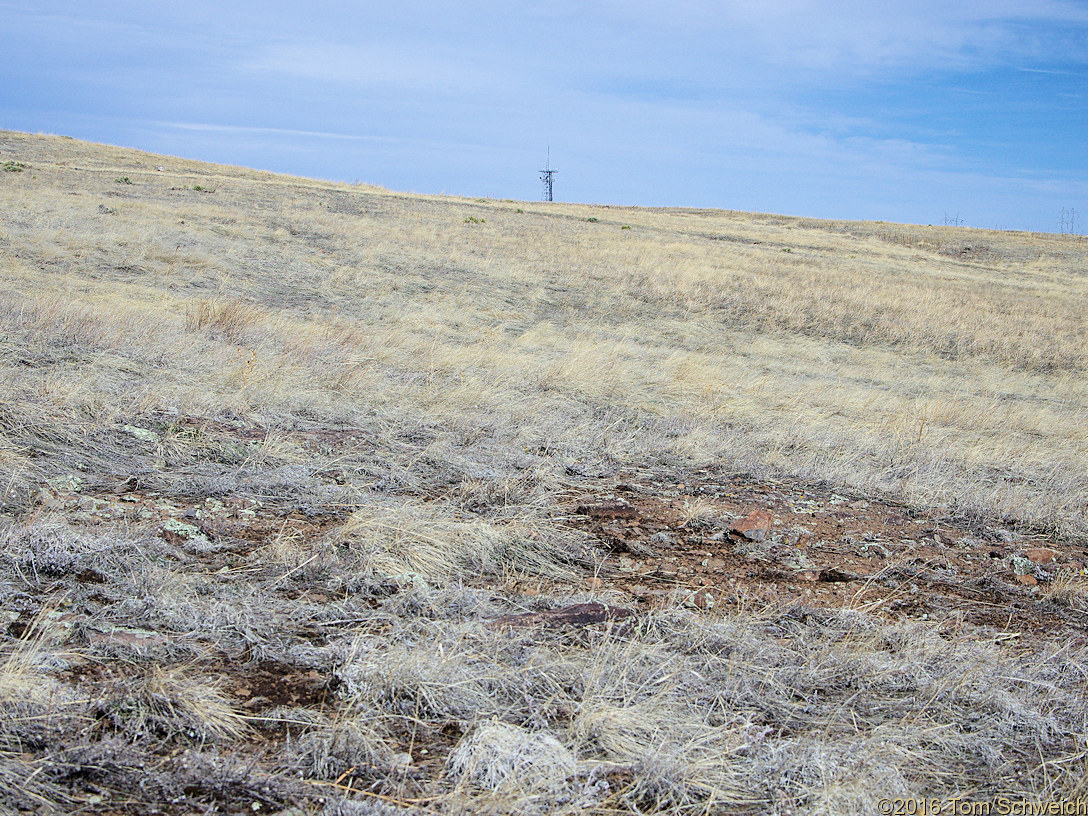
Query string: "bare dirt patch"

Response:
xmin=220 ymin=660 xmax=339 ymax=712
xmin=564 ymin=468 xmax=1088 ymax=640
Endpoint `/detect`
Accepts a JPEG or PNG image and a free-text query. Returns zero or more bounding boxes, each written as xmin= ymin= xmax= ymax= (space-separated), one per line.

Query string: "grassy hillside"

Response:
xmin=2 ymin=130 xmax=1087 ymax=814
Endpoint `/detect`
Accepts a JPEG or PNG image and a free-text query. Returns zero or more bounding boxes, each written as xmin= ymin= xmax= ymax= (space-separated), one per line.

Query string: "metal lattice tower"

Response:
xmin=540 ymin=147 xmax=556 ymax=202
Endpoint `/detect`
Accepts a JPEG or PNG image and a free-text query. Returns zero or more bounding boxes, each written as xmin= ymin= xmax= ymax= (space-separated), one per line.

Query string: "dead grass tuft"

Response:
xmin=677 ymin=497 xmax=722 ymax=529
xmin=184 ymin=297 xmax=262 ymax=343
xmin=1042 ymin=568 xmax=1088 ymax=611
xmin=291 ymin=709 xmax=394 ymax=782
xmin=334 ymin=501 xmax=580 ymax=583
xmin=448 ymin=720 xmax=576 ymax=795
xmin=110 ymin=665 xmax=251 ymax=742
xmin=0 ymin=611 xmax=70 ymax=712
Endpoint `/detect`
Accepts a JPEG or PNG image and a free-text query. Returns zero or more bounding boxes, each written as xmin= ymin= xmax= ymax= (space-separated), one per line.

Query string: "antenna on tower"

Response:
xmin=540 ymin=146 xmax=556 ymax=202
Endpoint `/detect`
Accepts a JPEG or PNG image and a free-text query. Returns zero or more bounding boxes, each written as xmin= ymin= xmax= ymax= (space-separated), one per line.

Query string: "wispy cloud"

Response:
xmin=573 ymin=1 xmax=1088 ymax=87
xmin=1018 ymin=66 xmax=1081 ymax=75
xmin=242 ymin=41 xmax=502 ymax=92
xmin=159 ymin=121 xmax=381 ymax=142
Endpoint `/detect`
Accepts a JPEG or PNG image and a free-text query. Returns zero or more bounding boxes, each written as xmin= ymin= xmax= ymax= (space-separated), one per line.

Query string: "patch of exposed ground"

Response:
xmin=562 ymin=469 xmax=1088 ymax=640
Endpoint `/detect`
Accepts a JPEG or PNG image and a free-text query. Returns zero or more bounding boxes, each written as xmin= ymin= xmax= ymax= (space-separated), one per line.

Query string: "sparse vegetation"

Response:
xmin=1 ymin=129 xmax=1087 ymax=815
xmin=2 ymin=160 xmax=26 ymax=172
xmin=115 ymin=175 xmax=132 ymax=184
xmin=183 ymin=296 xmax=260 ymax=342
xmin=1043 ymin=567 xmax=1088 ymax=610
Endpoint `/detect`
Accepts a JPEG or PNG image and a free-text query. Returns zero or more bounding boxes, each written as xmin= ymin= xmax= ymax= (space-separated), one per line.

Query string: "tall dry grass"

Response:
xmin=1 ymin=129 xmax=1085 ymax=536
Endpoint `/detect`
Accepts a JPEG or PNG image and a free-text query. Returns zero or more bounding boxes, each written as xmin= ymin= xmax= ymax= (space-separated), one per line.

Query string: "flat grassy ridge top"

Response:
xmin=2 ymin=130 xmax=1087 ymax=814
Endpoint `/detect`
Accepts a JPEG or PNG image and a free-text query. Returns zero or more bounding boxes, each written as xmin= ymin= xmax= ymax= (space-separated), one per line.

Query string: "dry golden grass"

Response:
xmin=2 ymin=130 xmax=1084 ymax=539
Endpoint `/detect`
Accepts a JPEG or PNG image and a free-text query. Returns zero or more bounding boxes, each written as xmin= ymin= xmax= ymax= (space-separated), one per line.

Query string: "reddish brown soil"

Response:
xmin=555 ymin=468 xmax=1088 ymax=641
xmin=219 ymin=660 xmax=339 ymax=711
xmin=29 ymin=435 xmax=1088 ymax=651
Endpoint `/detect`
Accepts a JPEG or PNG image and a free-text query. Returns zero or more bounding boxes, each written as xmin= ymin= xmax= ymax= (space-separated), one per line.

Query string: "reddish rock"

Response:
xmin=1024 ymin=548 xmax=1057 ymax=564
xmin=487 ymin=602 xmax=635 ymax=629
xmin=818 ymin=567 xmax=858 ymax=583
xmin=88 ymin=628 xmax=170 ymax=649
xmin=576 ymin=500 xmax=639 ymax=520
xmin=729 ymin=510 xmax=773 ymax=542
xmin=682 ymin=590 xmax=714 ymax=610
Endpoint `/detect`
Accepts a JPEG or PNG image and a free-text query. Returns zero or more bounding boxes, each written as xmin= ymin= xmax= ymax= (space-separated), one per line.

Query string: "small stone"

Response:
xmin=47 ymin=474 xmax=84 ymax=493
xmin=729 ymin=510 xmax=773 ymax=542
xmin=1008 ymin=555 xmax=1034 ymax=576
xmin=88 ymin=627 xmax=170 ymax=649
xmin=78 ymin=496 xmax=104 ymax=513
xmin=785 ymin=527 xmax=813 ymax=547
xmin=161 ymin=517 xmax=212 ymax=549
xmin=576 ymin=500 xmax=638 ymax=520
xmin=818 ymin=567 xmax=857 ymax=582
xmin=681 ymin=589 xmax=713 ymax=610
xmin=122 ymin=425 xmax=160 ymax=444
xmin=858 ymin=542 xmax=891 ymax=559
xmin=488 ymin=602 xmax=635 ymax=629
xmin=1024 ymin=548 xmax=1057 ymax=564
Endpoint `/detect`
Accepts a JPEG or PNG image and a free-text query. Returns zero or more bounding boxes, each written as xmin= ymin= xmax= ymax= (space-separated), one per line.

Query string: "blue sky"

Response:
xmin=2 ymin=1 xmax=1087 ymax=232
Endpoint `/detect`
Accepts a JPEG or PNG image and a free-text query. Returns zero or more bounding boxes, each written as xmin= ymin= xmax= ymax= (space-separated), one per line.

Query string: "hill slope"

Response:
xmin=1 ymin=130 xmax=1087 ymax=814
